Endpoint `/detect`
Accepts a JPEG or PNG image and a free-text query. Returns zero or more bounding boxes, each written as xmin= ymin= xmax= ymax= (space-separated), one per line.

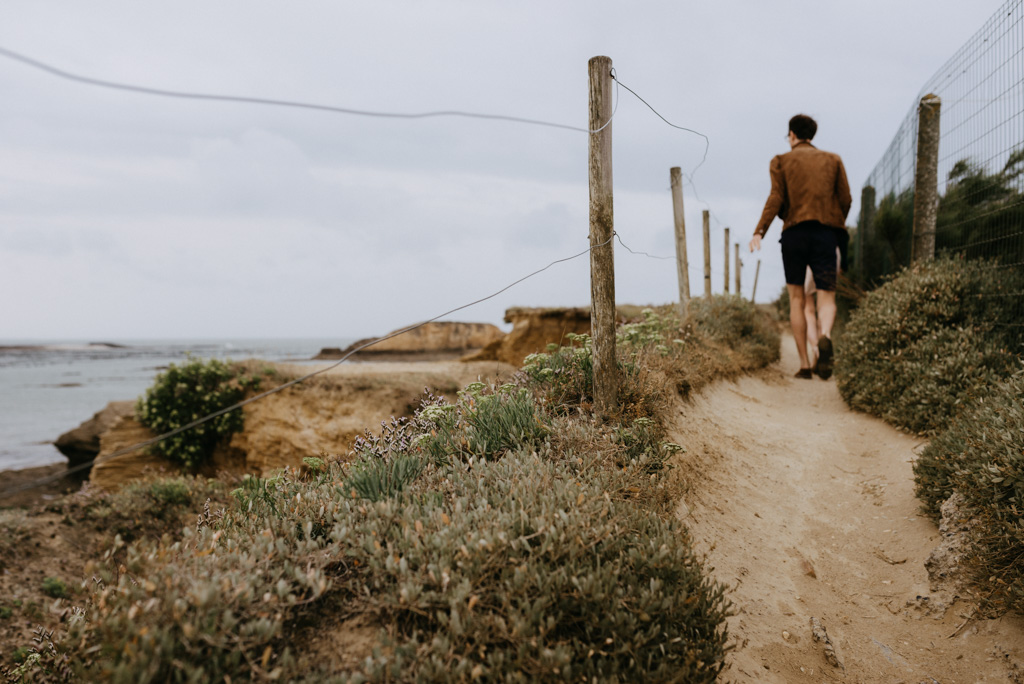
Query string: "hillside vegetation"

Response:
xmin=835 ymin=256 xmax=1023 ymax=434
xmin=2 ymin=299 xmax=778 ymax=682
xmin=835 ymin=257 xmax=1024 ymax=618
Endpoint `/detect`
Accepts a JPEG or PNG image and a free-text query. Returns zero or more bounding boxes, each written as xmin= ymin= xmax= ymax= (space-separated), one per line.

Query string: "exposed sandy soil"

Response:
xmin=672 ymin=334 xmax=1024 ymax=683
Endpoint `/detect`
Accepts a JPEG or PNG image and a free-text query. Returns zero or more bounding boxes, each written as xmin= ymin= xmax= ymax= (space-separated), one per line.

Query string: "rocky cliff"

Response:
xmin=83 ymin=359 xmax=515 ymax=490
xmin=54 ymin=400 xmax=136 ymax=467
xmin=316 ymin=321 xmax=505 ymax=361
xmin=462 ymin=307 xmax=594 ymax=367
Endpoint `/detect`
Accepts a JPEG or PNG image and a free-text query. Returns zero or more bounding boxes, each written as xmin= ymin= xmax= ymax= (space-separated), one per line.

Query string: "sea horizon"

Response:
xmin=0 ymin=337 xmax=355 ymax=472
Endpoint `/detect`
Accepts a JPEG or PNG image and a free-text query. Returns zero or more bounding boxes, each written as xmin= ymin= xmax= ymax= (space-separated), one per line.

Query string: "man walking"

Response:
xmin=749 ymin=114 xmax=851 ymax=380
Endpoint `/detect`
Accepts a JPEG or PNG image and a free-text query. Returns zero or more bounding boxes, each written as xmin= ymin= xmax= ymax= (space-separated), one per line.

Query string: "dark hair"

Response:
xmin=789 ymin=114 xmax=817 ymax=141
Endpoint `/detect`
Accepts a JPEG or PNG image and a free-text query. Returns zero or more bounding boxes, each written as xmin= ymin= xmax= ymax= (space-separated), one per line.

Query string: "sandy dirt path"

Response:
xmin=673 ymin=334 xmax=1024 ymax=683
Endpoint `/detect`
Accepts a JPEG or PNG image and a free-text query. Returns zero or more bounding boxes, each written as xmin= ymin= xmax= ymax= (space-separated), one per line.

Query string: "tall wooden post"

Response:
xmin=702 ymin=210 xmax=712 ymax=299
xmin=751 ymin=260 xmax=762 ymax=302
xmin=912 ymin=94 xmax=941 ymax=263
xmin=723 ymin=227 xmax=731 ymax=294
xmin=670 ymin=167 xmax=690 ymax=319
xmin=859 ymin=185 xmax=876 ymax=284
xmin=588 ymin=56 xmax=617 ymax=416
xmin=734 ymin=243 xmax=741 ymax=296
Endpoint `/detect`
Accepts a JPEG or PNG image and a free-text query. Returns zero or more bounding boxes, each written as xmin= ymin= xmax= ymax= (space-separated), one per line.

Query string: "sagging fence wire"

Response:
xmin=0 ymin=45 xmax=717 ymax=182
xmin=0 ymin=45 xmax=622 ymax=134
xmin=611 ymin=74 xmax=710 ymax=178
xmin=858 ymin=0 xmax=1024 ymax=331
xmin=0 ymin=44 xmax=728 ymax=263
xmin=0 ymin=48 xmax=728 ymax=495
xmin=0 ymin=234 xmax=614 ymax=499
xmin=0 ymin=44 xmax=733 ymax=258
xmin=615 ymin=233 xmax=723 ymax=282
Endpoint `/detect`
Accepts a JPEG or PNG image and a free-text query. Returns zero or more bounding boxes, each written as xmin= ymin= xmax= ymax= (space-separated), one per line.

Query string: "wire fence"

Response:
xmin=0 ymin=50 xmax=726 ymax=497
xmin=858 ymin=0 xmax=1024 ymax=329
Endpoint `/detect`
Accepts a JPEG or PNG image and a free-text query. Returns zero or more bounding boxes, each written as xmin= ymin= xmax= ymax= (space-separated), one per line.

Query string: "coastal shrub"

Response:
xmin=520 ymin=333 xmax=595 ymax=412
xmin=62 ymin=517 xmax=329 ymax=681
xmin=612 ymin=416 xmax=684 ymax=474
xmin=520 ymin=329 xmax=673 ymax=422
xmin=913 ymin=369 xmax=1024 ymax=614
xmin=54 ymin=450 xmax=728 ymax=683
xmin=229 ymin=474 xmax=284 ymax=517
xmin=338 ymin=452 xmax=730 ymax=683
xmin=41 ymin=577 xmax=69 ymax=599
xmin=520 ymin=301 xmax=778 ymax=423
xmin=344 ymin=452 xmax=426 ymax=502
xmin=416 ymin=382 xmax=550 ymax=464
xmin=134 ymin=356 xmax=264 ymax=468
xmin=835 ymin=256 xmax=1024 ymax=434
xmin=147 ymin=479 xmax=191 ymax=506
xmin=687 ymin=295 xmax=781 ymax=369
xmin=64 ymin=474 xmax=227 ymax=543
xmin=616 ymin=307 xmax=683 ymax=354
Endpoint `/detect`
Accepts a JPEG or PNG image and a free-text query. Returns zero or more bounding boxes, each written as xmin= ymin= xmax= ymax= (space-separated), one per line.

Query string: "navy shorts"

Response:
xmin=780 ymin=222 xmax=839 ymax=291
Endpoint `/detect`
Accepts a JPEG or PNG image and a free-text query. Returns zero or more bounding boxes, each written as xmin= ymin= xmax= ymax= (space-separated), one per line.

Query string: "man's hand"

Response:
xmin=749 ymin=234 xmax=762 ymax=252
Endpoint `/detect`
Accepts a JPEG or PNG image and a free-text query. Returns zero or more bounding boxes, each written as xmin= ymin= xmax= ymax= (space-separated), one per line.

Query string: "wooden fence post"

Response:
xmin=912 ymin=94 xmax=941 ymax=263
xmin=588 ymin=55 xmax=617 ymax=417
xmin=734 ymin=242 xmax=741 ymax=296
xmin=670 ymin=167 xmax=690 ymax=319
xmin=702 ymin=210 xmax=711 ymax=299
xmin=723 ymin=227 xmax=731 ymax=294
xmin=858 ymin=185 xmax=876 ymax=284
xmin=751 ymin=260 xmax=761 ymax=302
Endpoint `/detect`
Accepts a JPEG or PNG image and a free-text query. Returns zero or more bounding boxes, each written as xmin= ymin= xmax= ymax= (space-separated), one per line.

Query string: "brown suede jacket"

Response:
xmin=754 ymin=141 xmax=852 ymax=238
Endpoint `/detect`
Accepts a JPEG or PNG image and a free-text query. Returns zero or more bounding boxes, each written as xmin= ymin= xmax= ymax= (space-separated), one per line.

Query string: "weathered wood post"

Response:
xmin=723 ymin=227 xmax=731 ymax=294
xmin=734 ymin=243 xmax=741 ymax=296
xmin=670 ymin=167 xmax=690 ymax=319
xmin=858 ymin=185 xmax=876 ymax=285
xmin=751 ymin=260 xmax=762 ymax=302
xmin=588 ymin=55 xmax=617 ymax=416
xmin=702 ymin=210 xmax=712 ymax=299
xmin=912 ymin=94 xmax=941 ymax=263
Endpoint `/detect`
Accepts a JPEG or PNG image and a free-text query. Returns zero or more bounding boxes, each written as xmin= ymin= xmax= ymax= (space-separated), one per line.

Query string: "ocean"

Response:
xmin=0 ymin=338 xmax=353 ymax=472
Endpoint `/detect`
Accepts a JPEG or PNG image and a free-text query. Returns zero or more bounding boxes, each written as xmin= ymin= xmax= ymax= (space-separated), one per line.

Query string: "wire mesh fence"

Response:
xmin=857 ymin=0 xmax=1024 ymax=331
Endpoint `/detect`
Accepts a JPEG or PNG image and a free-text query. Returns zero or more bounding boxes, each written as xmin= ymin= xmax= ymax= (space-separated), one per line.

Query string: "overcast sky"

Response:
xmin=0 ymin=1 xmax=1007 ymax=341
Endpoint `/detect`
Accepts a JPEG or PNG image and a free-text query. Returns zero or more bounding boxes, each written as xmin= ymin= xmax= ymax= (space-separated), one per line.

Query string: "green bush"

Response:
xmin=340 ymin=453 xmax=730 ymax=683
xmin=520 ymin=333 xmax=595 ymax=413
xmin=612 ymin=416 xmax=683 ymax=473
xmin=913 ymin=369 xmax=1024 ymax=614
xmin=416 ymin=382 xmax=550 ymax=464
xmin=520 ymin=318 xmax=685 ymax=423
xmin=344 ymin=452 xmax=426 ymax=502
xmin=616 ymin=308 xmax=683 ymax=354
xmin=836 ymin=256 xmax=1023 ymax=434
xmin=63 ymin=475 xmax=226 ymax=543
xmin=230 ymin=474 xmax=284 ymax=517
xmin=135 ymin=356 xmax=263 ymax=468
xmin=41 ymin=577 xmax=69 ymax=599
xmin=56 ymin=449 xmax=728 ymax=682
xmin=148 ymin=479 xmax=191 ymax=506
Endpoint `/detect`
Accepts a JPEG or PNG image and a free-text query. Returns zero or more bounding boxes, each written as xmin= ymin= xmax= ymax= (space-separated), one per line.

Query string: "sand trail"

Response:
xmin=673 ymin=334 xmax=1024 ymax=683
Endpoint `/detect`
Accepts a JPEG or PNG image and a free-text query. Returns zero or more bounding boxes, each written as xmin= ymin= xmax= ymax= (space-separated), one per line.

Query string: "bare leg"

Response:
xmin=816 ymin=289 xmax=837 ymax=339
xmin=803 ymin=295 xmax=819 ymax=364
xmin=788 ymin=284 xmax=811 ymax=369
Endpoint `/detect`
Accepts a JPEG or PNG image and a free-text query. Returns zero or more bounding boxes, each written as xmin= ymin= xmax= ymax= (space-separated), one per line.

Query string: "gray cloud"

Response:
xmin=0 ymin=0 xmax=1006 ymax=338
